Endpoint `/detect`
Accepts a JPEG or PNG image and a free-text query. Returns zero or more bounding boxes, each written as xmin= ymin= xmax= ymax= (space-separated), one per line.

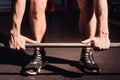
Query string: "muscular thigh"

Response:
xmin=77 ymin=0 xmax=93 ymax=10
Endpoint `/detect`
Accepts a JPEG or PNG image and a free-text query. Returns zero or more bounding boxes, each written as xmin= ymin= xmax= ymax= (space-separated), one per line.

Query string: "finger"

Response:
xmin=106 ymin=40 xmax=110 ymax=49
xmin=92 ymin=42 xmax=100 ymax=51
xmin=20 ymin=46 xmax=25 ymax=51
xmin=9 ymin=43 xmax=16 ymax=50
xmin=16 ymin=46 xmax=20 ymax=50
xmin=24 ymin=37 xmax=37 ymax=43
xmin=93 ymin=39 xmax=108 ymax=51
xmin=93 ymin=47 xmax=102 ymax=51
xmin=10 ymin=46 xmax=15 ymax=50
xmin=19 ymin=43 xmax=25 ymax=50
xmin=19 ymin=40 xmax=26 ymax=50
xmin=92 ymin=39 xmax=101 ymax=51
xmin=81 ymin=38 xmax=94 ymax=44
xmin=22 ymin=41 xmax=25 ymax=50
xmin=15 ymin=44 xmax=25 ymax=51
xmin=102 ymin=38 xmax=108 ymax=50
xmin=100 ymin=39 xmax=108 ymax=50
xmin=93 ymin=43 xmax=105 ymax=51
xmin=9 ymin=44 xmax=13 ymax=49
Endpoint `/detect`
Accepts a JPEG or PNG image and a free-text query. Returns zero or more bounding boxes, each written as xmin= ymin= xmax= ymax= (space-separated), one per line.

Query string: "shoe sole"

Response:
xmin=24 ymin=61 xmax=48 ymax=76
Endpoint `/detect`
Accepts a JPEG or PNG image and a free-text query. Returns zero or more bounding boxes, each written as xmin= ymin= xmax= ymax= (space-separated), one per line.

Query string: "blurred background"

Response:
xmin=0 ymin=0 xmax=120 ymax=28
xmin=0 ymin=0 xmax=120 ymax=19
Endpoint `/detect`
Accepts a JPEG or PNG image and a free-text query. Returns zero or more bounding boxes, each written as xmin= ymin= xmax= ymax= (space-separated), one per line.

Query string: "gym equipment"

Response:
xmin=0 ymin=42 xmax=120 ymax=48
xmin=0 ymin=42 xmax=120 ymax=73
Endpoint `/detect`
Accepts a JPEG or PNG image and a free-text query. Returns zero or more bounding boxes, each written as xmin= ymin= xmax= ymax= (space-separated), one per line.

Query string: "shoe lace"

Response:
xmin=30 ymin=50 xmax=42 ymax=64
xmin=84 ymin=49 xmax=96 ymax=64
xmin=89 ymin=52 xmax=95 ymax=64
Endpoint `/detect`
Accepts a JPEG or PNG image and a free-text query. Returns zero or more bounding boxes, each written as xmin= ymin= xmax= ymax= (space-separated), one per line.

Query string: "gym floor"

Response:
xmin=0 ymin=10 xmax=120 ymax=80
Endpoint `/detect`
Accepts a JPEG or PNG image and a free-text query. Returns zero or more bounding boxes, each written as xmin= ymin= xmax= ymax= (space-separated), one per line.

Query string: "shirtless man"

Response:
xmin=9 ymin=0 xmax=110 ymax=75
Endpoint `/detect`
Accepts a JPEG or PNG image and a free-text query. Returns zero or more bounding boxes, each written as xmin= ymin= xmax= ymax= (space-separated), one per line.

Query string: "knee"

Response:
xmin=77 ymin=0 xmax=93 ymax=12
xmin=30 ymin=0 xmax=47 ymax=18
xmin=31 ymin=0 xmax=47 ymax=12
xmin=77 ymin=0 xmax=86 ymax=11
xmin=38 ymin=0 xmax=47 ymax=11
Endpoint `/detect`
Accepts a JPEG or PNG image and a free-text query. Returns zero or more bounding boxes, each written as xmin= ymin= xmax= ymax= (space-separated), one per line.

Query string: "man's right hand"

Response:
xmin=9 ymin=34 xmax=36 ymax=50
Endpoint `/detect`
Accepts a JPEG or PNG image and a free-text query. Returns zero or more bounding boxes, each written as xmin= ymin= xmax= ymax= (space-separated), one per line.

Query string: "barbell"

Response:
xmin=0 ymin=42 xmax=120 ymax=48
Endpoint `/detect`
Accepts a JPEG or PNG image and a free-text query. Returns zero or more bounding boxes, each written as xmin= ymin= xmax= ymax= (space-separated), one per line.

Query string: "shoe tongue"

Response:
xmin=34 ymin=50 xmax=41 ymax=55
xmin=86 ymin=49 xmax=91 ymax=52
xmin=32 ymin=61 xmax=38 ymax=64
xmin=85 ymin=52 xmax=89 ymax=56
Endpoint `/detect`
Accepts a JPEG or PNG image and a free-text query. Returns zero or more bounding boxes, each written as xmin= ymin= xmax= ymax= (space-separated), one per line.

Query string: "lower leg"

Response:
xmin=30 ymin=0 xmax=47 ymax=51
xmin=77 ymin=0 xmax=96 ymax=39
xmin=77 ymin=0 xmax=99 ymax=72
xmin=23 ymin=0 xmax=47 ymax=76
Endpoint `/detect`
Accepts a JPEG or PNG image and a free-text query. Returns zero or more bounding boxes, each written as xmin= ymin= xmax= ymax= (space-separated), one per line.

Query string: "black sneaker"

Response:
xmin=79 ymin=49 xmax=100 ymax=73
xmin=23 ymin=49 xmax=47 ymax=76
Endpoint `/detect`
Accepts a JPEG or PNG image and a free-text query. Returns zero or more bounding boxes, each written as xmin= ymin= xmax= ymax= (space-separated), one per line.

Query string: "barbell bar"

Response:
xmin=0 ymin=42 xmax=120 ymax=48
